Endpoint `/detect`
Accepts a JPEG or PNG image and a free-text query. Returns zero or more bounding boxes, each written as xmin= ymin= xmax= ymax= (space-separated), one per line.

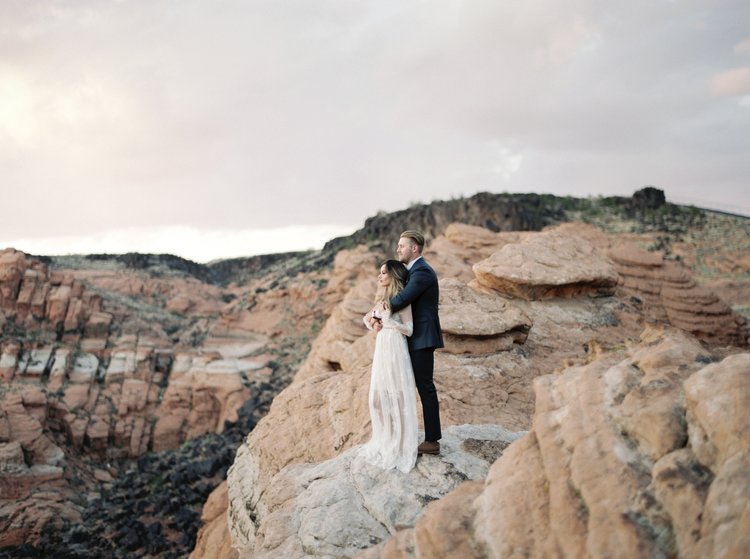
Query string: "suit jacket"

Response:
xmin=390 ymin=257 xmax=444 ymax=351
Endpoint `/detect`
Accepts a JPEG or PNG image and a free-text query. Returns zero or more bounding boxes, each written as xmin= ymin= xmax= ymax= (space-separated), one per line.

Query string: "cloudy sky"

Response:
xmin=1 ymin=0 xmax=749 ymax=262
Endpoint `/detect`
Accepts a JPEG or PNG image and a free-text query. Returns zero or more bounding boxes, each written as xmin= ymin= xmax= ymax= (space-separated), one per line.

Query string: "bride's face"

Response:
xmin=377 ymin=265 xmax=391 ymax=287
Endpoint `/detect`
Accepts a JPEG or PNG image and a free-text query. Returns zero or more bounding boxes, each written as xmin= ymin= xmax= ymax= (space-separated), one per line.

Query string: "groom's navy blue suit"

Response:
xmin=390 ymin=257 xmax=443 ymax=442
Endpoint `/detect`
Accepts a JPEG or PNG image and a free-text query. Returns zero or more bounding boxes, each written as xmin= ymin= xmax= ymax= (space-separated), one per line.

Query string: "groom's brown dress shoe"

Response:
xmin=417 ymin=441 xmax=440 ymax=455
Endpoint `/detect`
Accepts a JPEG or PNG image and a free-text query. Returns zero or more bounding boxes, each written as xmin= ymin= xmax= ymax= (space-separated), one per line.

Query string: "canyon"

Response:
xmin=1 ymin=190 xmax=748 ymax=558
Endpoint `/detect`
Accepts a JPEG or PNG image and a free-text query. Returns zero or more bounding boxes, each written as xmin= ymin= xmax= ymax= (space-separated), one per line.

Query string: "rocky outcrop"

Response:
xmin=223 ymin=227 xmax=642 ymax=558
xmin=2 ymin=191 xmax=748 ymax=558
xmin=223 ymin=220 xmax=749 ymax=559
xmin=631 ymin=185 xmax=666 ymax=210
xmin=0 ymin=341 xmax=262 ymax=548
xmin=226 ymin=235 xmax=637 ymax=523
xmin=472 ymin=231 xmax=619 ymax=299
xmin=422 ymin=224 xmax=534 ymax=282
xmin=189 ymin=482 xmax=239 ymax=559
xmin=228 ymin=424 xmax=523 ymax=558
xmin=322 ymin=192 xmax=568 ymax=256
xmin=439 ymin=278 xmax=531 ymax=353
xmin=519 ymin=222 xmax=749 ymax=347
xmin=609 ymin=243 xmax=747 ymax=346
xmin=359 ymin=327 xmax=749 ymax=559
xmin=0 ymin=249 xmax=323 ymax=552
xmin=0 ymin=248 xmax=110 ymax=339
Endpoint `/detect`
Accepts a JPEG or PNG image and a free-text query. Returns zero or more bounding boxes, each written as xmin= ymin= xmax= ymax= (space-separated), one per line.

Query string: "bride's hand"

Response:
xmin=379 ymin=301 xmax=391 ymax=320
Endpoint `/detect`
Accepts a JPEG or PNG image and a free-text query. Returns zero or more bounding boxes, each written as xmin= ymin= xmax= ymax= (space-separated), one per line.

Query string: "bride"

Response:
xmin=360 ymin=259 xmax=418 ymax=473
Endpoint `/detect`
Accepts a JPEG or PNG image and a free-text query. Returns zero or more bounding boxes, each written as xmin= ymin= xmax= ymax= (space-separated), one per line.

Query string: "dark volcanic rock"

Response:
xmin=323 ymin=191 xmax=567 ymax=255
xmin=632 ymin=185 xmax=666 ymax=210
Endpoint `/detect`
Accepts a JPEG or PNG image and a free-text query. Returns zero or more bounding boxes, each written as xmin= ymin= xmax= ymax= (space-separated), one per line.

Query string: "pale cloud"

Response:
xmin=1 ymin=224 xmax=356 ymax=264
xmin=0 ymin=69 xmax=38 ymax=149
xmin=490 ymin=144 xmax=524 ymax=182
xmin=543 ymin=15 xmax=602 ymax=64
xmin=0 ymin=0 xmax=749 ymax=261
xmin=710 ymin=67 xmax=750 ymax=96
xmin=0 ymin=65 xmax=130 ymax=161
xmin=735 ymin=37 xmax=750 ymax=53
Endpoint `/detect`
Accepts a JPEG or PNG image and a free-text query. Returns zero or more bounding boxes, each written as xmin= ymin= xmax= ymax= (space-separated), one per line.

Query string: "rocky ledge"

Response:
xmin=229 ymin=424 xmax=523 ymax=558
xmin=0 ymin=243 xmax=336 ymax=556
xmin=356 ymin=327 xmax=749 ymax=559
xmin=2 ymin=189 xmax=748 ymax=558
xmin=218 ymin=221 xmax=748 ymax=558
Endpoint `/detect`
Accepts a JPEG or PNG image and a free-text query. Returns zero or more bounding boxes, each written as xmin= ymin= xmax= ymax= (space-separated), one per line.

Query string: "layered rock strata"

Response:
xmin=0 ymin=249 xmax=300 ymax=550
xmin=472 ymin=231 xmax=619 ymax=299
xmin=361 ymin=327 xmax=749 ymax=559
xmin=223 ymin=223 xmax=748 ymax=559
xmin=0 ymin=248 xmax=110 ymax=340
xmin=609 ymin=243 xmax=747 ymax=346
xmin=224 ymin=226 xmax=652 ymax=558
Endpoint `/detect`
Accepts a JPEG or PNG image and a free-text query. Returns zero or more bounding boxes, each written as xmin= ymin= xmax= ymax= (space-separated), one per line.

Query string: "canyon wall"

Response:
xmin=221 ymin=222 xmax=748 ymax=558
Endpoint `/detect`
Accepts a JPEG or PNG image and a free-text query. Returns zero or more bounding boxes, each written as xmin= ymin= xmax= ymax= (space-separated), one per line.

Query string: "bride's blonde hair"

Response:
xmin=375 ymin=259 xmax=408 ymax=309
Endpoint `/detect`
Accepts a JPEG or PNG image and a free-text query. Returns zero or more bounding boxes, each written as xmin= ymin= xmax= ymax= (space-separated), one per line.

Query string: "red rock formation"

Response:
xmin=2 ymin=213 xmax=748 ymax=556
xmin=359 ymin=327 xmax=750 ymax=559
xmin=609 ymin=243 xmax=747 ymax=346
xmin=0 ymin=249 xmax=28 ymax=312
xmin=0 ymin=248 xmax=109 ymax=340
xmin=472 ymin=231 xmax=619 ymax=299
xmin=188 ymin=482 xmax=239 ymax=559
xmin=222 ymin=222 xmax=749 ymax=559
xmin=0 ymin=249 xmax=283 ymax=548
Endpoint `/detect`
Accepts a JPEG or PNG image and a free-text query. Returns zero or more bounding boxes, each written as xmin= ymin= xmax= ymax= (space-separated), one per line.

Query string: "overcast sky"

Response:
xmin=1 ymin=0 xmax=749 ymax=262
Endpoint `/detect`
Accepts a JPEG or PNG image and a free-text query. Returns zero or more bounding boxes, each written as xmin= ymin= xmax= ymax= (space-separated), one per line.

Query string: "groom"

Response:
xmin=375 ymin=230 xmax=443 ymax=455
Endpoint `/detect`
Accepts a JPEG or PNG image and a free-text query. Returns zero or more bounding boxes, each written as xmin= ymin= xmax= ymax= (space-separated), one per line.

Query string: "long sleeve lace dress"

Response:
xmin=360 ymin=305 xmax=418 ymax=473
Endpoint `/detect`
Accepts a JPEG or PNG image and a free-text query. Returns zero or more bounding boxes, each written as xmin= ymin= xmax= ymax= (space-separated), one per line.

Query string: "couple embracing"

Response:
xmin=361 ymin=230 xmax=442 ymax=473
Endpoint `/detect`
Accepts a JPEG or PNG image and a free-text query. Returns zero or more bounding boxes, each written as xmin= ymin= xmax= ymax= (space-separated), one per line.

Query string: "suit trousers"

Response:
xmin=410 ymin=347 xmax=441 ymax=442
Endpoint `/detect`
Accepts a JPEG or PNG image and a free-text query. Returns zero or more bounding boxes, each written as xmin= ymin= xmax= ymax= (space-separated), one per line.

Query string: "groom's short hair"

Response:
xmin=400 ymin=230 xmax=425 ymax=253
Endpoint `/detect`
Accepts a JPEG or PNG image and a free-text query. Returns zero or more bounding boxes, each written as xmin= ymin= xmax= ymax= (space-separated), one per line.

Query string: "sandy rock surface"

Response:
xmin=223 ymin=222 xmax=748 ymax=559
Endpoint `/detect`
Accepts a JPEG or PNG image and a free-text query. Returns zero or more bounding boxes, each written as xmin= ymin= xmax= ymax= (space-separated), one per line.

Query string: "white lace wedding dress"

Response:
xmin=360 ymin=306 xmax=418 ymax=473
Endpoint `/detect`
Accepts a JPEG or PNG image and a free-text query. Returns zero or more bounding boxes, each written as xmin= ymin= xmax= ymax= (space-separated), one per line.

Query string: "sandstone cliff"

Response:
xmin=355 ymin=327 xmax=749 ymax=559
xmin=222 ymin=221 xmax=748 ymax=558
xmin=0 ymin=247 xmax=334 ymax=553
xmin=2 ymin=190 xmax=748 ymax=557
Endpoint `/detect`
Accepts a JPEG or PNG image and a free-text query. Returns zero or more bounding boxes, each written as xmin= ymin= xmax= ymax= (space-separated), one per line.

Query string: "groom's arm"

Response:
xmin=390 ymin=267 xmax=433 ymax=313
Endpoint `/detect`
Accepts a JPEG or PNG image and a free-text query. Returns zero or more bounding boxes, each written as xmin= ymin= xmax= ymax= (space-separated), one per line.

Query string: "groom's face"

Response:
xmin=396 ymin=237 xmax=416 ymax=263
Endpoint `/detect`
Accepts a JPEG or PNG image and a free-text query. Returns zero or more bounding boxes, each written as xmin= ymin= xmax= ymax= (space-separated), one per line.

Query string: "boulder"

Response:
xmin=473 ymin=232 xmax=619 ymax=299
xmin=46 ymin=285 xmax=72 ymax=328
xmin=228 ymin=424 xmax=523 ymax=558
xmin=428 ymin=225 xmax=534 ymax=282
xmin=439 ymin=278 xmax=531 ymax=353
xmin=0 ymin=249 xmax=27 ymax=310
xmin=189 ymin=482 xmax=239 ymax=559
xmin=365 ymin=328 xmax=750 ymax=559
xmin=0 ymin=342 xmax=21 ymax=381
